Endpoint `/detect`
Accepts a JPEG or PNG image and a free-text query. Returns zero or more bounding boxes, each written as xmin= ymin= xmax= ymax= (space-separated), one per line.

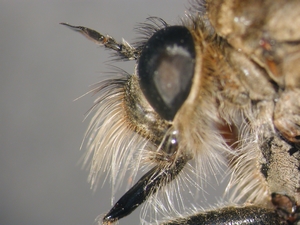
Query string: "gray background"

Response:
xmin=1 ymin=1 xmax=222 ymax=225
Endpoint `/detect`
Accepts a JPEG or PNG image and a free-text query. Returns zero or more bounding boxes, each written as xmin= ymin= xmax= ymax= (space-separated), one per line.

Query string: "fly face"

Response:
xmin=61 ymin=0 xmax=300 ymax=224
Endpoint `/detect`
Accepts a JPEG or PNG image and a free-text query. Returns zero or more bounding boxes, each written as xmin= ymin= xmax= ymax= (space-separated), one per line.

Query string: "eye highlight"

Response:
xmin=138 ymin=26 xmax=195 ymax=121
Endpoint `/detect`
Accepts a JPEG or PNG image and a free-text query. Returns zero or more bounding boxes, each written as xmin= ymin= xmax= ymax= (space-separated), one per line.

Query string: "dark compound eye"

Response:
xmin=138 ymin=26 xmax=196 ymax=121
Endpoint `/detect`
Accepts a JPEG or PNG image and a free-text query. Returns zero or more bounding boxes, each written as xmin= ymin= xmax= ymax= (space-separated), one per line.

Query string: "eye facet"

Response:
xmin=138 ymin=26 xmax=195 ymax=121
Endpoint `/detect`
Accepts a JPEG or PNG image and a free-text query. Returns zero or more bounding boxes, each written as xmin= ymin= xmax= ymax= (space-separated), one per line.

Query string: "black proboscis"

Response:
xmin=103 ymin=156 xmax=187 ymax=223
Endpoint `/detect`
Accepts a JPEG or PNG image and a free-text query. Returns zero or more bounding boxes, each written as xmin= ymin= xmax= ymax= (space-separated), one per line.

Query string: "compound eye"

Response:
xmin=138 ymin=26 xmax=195 ymax=121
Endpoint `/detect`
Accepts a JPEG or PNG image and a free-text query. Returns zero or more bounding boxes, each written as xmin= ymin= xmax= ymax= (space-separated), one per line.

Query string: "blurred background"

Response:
xmin=1 ymin=1 xmax=224 ymax=225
